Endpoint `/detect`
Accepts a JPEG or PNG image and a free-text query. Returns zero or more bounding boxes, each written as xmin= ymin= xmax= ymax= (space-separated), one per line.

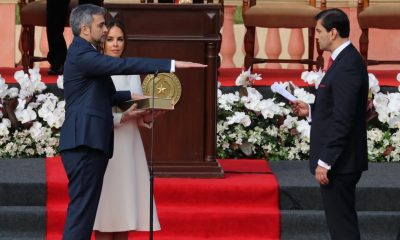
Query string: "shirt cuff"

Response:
xmin=306 ymin=104 xmax=312 ymax=122
xmin=113 ymin=111 xmax=123 ymax=127
xmin=318 ymin=159 xmax=331 ymax=170
xmin=170 ymin=60 xmax=175 ymax=72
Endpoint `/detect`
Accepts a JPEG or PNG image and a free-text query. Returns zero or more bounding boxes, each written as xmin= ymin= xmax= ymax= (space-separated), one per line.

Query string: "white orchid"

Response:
xmin=0 ymin=76 xmax=8 ymax=99
xmin=29 ymin=122 xmax=45 ymax=140
xmin=57 ymin=75 xmax=64 ymax=89
xmin=397 ymin=73 xmax=400 ymax=92
xmin=40 ymin=101 xmax=65 ymax=129
xmin=301 ymin=69 xmax=325 ymax=88
xmin=15 ymin=106 xmax=37 ymax=124
xmin=388 ymin=116 xmax=400 ymax=129
xmin=13 ymin=69 xmax=27 ymax=82
xmin=368 ymin=73 xmax=380 ymax=95
xmin=218 ymin=92 xmax=239 ymax=111
xmin=226 ymin=112 xmax=251 ymax=127
xmin=373 ymin=92 xmax=400 ymax=126
xmin=281 ymin=115 xmax=298 ymax=130
xmin=296 ymin=119 xmax=311 ymax=140
xmin=7 ymin=87 xmax=19 ymax=98
xmin=390 ymin=130 xmax=400 ymax=149
xmin=294 ymin=88 xmax=315 ymax=104
xmin=28 ymin=67 xmax=41 ymax=82
xmin=387 ymin=93 xmax=400 ymax=114
xmin=235 ymin=68 xmax=262 ymax=87
xmin=257 ymin=98 xmax=285 ymax=119
xmin=0 ymin=119 xmax=11 ymax=136
xmin=240 ymin=87 xmax=263 ymax=111
xmin=373 ymin=93 xmax=390 ymax=123
xmin=14 ymin=67 xmax=46 ymax=98
xmin=16 ymin=98 xmax=26 ymax=111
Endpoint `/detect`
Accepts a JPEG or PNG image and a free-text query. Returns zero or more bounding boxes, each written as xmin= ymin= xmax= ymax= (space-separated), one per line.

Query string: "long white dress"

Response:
xmin=93 ymin=75 xmax=161 ymax=232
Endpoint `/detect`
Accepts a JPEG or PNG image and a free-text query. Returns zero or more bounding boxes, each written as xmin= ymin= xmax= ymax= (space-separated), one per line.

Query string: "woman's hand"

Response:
xmin=120 ymin=104 xmax=149 ymax=123
xmin=138 ymin=110 xmax=167 ymax=129
xmin=142 ymin=110 xmax=166 ymax=123
xmin=138 ymin=117 xmax=153 ymax=129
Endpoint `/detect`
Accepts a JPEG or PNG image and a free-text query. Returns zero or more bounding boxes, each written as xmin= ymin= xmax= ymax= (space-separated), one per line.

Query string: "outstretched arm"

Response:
xmin=175 ymin=61 xmax=207 ymax=68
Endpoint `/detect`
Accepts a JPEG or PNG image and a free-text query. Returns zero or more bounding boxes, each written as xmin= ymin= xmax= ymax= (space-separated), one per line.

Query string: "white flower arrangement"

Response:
xmin=0 ymin=67 xmax=65 ymax=157
xmin=217 ymin=69 xmax=400 ymax=162
xmin=217 ymin=70 xmax=311 ymax=160
xmin=1 ymin=67 xmax=399 ymax=162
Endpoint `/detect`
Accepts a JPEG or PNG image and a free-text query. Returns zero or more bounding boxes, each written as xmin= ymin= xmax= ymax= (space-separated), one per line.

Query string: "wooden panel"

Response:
xmin=105 ymin=3 xmax=223 ymax=177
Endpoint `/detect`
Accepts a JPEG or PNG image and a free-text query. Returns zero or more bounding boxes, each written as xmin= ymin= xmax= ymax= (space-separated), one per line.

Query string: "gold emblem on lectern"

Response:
xmin=142 ymin=73 xmax=182 ymax=105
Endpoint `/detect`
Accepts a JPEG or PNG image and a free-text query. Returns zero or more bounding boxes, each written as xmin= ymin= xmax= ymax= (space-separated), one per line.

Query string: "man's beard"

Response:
xmin=92 ymin=35 xmax=105 ymax=50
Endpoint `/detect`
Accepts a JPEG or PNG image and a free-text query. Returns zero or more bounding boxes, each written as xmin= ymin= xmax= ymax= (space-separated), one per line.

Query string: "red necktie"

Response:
xmin=327 ymin=57 xmax=334 ymax=70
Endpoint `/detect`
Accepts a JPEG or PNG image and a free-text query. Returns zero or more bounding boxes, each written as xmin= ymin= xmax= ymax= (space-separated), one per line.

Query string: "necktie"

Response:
xmin=327 ymin=57 xmax=334 ymax=70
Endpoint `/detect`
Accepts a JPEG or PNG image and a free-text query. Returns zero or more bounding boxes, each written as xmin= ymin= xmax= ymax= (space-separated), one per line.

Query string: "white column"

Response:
xmin=0 ymin=1 xmax=16 ymax=67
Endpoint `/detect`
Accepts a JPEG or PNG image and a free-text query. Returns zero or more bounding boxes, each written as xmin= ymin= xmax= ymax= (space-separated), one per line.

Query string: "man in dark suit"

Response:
xmin=291 ymin=8 xmax=369 ymax=240
xmin=46 ymin=0 xmax=102 ymax=75
xmin=59 ymin=4 xmax=205 ymax=240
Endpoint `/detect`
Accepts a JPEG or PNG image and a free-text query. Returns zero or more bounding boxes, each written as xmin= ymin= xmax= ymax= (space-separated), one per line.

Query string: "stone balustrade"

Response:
xmin=1 ymin=0 xmax=400 ymax=70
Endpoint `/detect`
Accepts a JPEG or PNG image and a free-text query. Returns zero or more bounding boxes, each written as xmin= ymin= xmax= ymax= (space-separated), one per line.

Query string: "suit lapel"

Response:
xmin=315 ymin=44 xmax=355 ymax=101
xmin=319 ymin=44 xmax=354 ymax=84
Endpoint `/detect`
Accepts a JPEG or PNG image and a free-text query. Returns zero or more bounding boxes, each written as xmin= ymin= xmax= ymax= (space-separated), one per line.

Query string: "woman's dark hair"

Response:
xmin=315 ymin=8 xmax=350 ymax=38
xmin=101 ymin=18 xmax=128 ymax=56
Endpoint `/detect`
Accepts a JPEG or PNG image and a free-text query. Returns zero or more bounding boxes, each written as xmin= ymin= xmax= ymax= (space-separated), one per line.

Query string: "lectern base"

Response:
xmin=151 ymin=161 xmax=224 ymax=178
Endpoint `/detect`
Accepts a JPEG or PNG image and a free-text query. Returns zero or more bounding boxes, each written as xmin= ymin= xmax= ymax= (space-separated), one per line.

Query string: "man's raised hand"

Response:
xmin=175 ymin=61 xmax=207 ymax=68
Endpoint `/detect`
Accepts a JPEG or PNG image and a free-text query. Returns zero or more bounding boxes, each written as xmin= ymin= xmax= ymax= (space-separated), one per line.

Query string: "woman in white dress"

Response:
xmin=93 ymin=19 xmax=161 ymax=240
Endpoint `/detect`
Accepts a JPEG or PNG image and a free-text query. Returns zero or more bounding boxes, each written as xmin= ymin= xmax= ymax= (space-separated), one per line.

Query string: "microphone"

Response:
xmin=149 ymin=70 xmax=157 ymax=240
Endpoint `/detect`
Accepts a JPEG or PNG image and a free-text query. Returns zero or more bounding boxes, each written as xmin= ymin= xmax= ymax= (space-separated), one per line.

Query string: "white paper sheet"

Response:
xmin=271 ymin=82 xmax=298 ymax=101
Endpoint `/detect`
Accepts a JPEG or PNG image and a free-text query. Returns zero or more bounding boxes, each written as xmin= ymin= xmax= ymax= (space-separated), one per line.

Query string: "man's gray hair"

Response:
xmin=69 ymin=4 xmax=106 ymax=36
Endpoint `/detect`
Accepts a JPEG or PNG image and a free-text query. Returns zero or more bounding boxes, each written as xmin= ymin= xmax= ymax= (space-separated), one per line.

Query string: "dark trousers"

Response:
xmin=46 ymin=0 xmax=102 ymax=68
xmin=320 ymin=172 xmax=362 ymax=240
xmin=61 ymin=146 xmax=109 ymax=240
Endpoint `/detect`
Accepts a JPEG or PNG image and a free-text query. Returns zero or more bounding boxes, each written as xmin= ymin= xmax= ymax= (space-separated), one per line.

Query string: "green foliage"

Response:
xmin=15 ymin=4 xmax=20 ymax=25
xmin=233 ymin=6 xmax=243 ymax=24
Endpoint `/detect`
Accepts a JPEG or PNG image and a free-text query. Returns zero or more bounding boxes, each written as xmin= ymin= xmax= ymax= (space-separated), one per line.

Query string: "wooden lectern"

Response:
xmin=105 ymin=3 xmax=223 ymax=177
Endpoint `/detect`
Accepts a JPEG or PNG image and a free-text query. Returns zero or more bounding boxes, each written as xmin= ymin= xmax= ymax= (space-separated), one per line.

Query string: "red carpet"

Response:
xmin=1 ymin=67 xmax=399 ymax=86
xmin=218 ymin=159 xmax=272 ymax=173
xmin=0 ymin=67 xmax=58 ymax=84
xmin=46 ymin=157 xmax=280 ymax=240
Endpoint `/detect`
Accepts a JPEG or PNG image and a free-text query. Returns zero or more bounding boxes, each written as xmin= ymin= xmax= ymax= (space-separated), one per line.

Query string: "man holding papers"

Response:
xmin=290 ymin=8 xmax=368 ymax=240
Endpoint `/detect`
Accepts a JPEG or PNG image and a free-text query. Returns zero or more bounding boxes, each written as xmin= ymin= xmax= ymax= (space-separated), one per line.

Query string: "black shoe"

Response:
xmin=48 ymin=65 xmax=63 ymax=75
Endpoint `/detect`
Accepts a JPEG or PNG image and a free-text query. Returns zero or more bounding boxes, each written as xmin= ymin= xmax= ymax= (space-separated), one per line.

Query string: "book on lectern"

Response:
xmin=118 ymin=98 xmax=174 ymax=111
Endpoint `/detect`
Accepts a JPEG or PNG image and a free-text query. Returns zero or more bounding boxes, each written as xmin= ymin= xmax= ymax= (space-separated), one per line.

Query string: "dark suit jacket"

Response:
xmin=59 ymin=36 xmax=171 ymax=158
xmin=309 ymin=44 xmax=369 ymax=175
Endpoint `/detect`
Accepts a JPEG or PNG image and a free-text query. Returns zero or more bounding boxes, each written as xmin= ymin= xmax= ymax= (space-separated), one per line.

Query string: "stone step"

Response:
xmin=270 ymin=161 xmax=400 ymax=211
xmin=281 ymin=210 xmax=400 ymax=240
xmin=1 ymin=158 xmax=399 ymax=240
xmin=0 ymin=238 xmax=43 ymax=240
xmin=0 ymin=158 xmax=45 ymax=206
xmin=0 ymin=206 xmax=45 ymax=240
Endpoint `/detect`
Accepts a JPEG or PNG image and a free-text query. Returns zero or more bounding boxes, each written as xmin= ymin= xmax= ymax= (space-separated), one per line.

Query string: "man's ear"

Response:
xmin=81 ymin=25 xmax=90 ymax=36
xmin=330 ymin=28 xmax=338 ymax=40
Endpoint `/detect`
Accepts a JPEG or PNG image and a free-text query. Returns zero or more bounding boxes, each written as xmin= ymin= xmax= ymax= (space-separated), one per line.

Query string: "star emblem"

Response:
xmin=157 ymin=84 xmax=167 ymax=94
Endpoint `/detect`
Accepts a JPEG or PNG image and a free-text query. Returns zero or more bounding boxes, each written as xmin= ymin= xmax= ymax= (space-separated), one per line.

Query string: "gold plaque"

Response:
xmin=142 ymin=73 xmax=182 ymax=105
